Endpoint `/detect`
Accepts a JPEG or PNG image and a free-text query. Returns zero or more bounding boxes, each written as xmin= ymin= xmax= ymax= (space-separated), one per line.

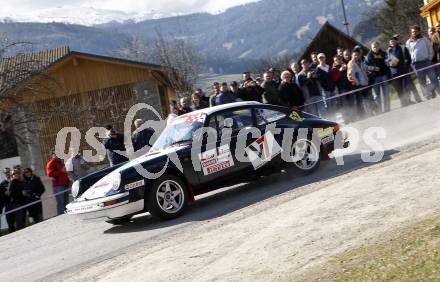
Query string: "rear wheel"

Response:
xmin=146 ymin=174 xmax=188 ymax=220
xmin=288 ymin=137 xmax=321 ymax=174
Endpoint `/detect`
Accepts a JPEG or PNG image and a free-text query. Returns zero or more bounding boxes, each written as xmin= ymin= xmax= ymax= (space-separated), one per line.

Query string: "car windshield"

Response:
xmin=151 ymin=113 xmax=206 ymax=150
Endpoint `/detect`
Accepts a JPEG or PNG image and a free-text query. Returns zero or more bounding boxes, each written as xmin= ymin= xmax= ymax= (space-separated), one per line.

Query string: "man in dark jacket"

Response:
xmin=5 ymin=171 xmax=26 ymax=232
xmin=178 ymin=98 xmax=192 ymax=115
xmin=0 ymin=167 xmax=12 ymax=227
xmin=316 ymin=53 xmax=336 ymax=117
xmin=366 ymin=41 xmax=390 ymax=113
xmin=214 ymin=82 xmax=236 ymax=106
xmin=392 ymin=34 xmax=423 ymax=103
xmin=261 ymin=71 xmax=281 ymax=105
xmin=104 ymin=128 xmax=129 ymax=167
xmin=298 ymin=59 xmax=326 ymax=117
xmin=23 ymin=168 xmax=45 ymax=223
xmin=132 ymin=119 xmax=154 ymax=153
xmin=278 ymin=70 xmax=305 ymax=110
xmin=388 ymin=36 xmax=411 ymax=106
xmin=240 ymin=80 xmax=262 ymax=102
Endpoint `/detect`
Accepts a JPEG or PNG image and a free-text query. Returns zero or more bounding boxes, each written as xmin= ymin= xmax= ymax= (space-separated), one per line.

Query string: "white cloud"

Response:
xmin=0 ymin=0 xmax=261 ymax=25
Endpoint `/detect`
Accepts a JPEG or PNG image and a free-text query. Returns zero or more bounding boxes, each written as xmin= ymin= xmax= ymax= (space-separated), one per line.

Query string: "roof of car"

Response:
xmin=191 ymin=101 xmax=263 ymax=116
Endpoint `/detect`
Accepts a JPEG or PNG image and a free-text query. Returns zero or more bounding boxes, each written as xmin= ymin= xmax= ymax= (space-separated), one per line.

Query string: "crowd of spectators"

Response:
xmin=168 ymin=24 xmax=440 ymax=125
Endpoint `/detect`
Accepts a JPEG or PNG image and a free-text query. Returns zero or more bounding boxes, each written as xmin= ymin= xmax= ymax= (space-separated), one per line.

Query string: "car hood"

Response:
xmin=77 ymin=145 xmax=189 ymax=201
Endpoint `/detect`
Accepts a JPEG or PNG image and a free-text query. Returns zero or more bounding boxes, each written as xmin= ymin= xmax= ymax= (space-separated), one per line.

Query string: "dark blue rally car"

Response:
xmin=66 ymin=102 xmax=348 ymax=223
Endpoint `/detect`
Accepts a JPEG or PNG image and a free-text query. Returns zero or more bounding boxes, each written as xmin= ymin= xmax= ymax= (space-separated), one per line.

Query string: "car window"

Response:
xmin=255 ymin=108 xmax=286 ymax=125
xmin=216 ymin=109 xmax=253 ymax=132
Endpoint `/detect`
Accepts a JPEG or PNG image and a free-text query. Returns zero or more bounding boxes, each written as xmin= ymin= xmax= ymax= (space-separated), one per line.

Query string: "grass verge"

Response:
xmin=304 ymin=214 xmax=440 ymax=281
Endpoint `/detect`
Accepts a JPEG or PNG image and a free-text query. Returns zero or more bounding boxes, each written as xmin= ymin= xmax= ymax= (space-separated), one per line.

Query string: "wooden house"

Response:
xmin=299 ymin=21 xmax=369 ymax=64
xmin=421 ymin=0 xmax=440 ymax=27
xmin=0 ymin=46 xmax=176 ymax=175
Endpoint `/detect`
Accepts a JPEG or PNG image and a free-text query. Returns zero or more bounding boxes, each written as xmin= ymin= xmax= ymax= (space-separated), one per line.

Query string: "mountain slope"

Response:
xmin=0 ymin=0 xmax=382 ymax=72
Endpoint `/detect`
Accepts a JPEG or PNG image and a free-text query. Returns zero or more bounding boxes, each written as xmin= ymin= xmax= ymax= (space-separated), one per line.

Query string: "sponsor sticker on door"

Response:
xmin=199 ymin=145 xmax=234 ymax=175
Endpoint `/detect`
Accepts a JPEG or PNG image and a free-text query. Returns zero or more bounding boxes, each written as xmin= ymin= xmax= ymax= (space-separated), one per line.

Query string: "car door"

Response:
xmin=245 ymin=106 xmax=289 ymax=170
xmin=196 ymin=107 xmax=256 ymax=185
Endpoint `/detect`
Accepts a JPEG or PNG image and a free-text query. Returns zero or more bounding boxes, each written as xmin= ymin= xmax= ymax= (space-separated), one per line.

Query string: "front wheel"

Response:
xmin=288 ymin=137 xmax=321 ymax=174
xmin=146 ymin=174 xmax=188 ymax=220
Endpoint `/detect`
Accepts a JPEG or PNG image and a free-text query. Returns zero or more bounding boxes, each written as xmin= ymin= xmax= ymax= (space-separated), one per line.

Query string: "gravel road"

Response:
xmin=1 ymin=98 xmax=440 ymax=282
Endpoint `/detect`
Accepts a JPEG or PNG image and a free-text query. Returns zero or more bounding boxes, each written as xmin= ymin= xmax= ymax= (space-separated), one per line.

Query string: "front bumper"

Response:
xmin=66 ymin=192 xmax=144 ymax=220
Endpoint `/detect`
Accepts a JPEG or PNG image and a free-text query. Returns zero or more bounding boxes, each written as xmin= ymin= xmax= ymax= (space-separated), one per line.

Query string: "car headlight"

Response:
xmin=93 ymin=172 xmax=121 ymax=192
xmin=71 ymin=180 xmax=80 ymax=198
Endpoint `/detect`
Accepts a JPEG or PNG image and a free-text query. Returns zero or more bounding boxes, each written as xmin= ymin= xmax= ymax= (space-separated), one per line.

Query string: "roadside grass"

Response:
xmin=307 ymin=215 xmax=440 ymax=281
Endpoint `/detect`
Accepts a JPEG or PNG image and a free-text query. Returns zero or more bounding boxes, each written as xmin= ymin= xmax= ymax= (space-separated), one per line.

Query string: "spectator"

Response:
xmin=343 ymin=49 xmax=352 ymax=64
xmin=332 ymin=55 xmax=354 ymax=122
xmin=178 ymin=97 xmax=192 ymax=115
xmin=214 ymin=82 xmax=236 ymax=106
xmin=298 ymin=59 xmax=326 ymax=116
xmin=406 ymin=25 xmax=440 ymax=99
xmin=433 ymin=22 xmax=440 ymax=64
xmin=261 ymin=71 xmax=281 ymax=105
xmin=132 ymin=119 xmax=154 ymax=153
xmin=209 ymin=82 xmax=221 ymax=107
xmin=366 ymin=41 xmax=391 ymax=113
xmin=103 ymin=128 xmax=128 ymax=166
xmin=22 ymin=168 xmax=45 ymax=224
xmin=255 ymin=77 xmax=263 ymax=86
xmin=337 ymin=47 xmax=344 ymax=57
xmin=393 ymin=34 xmax=423 ymax=103
xmin=388 ymin=36 xmax=412 ymax=106
xmin=195 ymin=88 xmax=210 ymax=107
xmin=230 ymin=81 xmax=243 ymax=101
xmin=46 ymin=150 xmax=70 ymax=215
xmin=190 ymin=92 xmax=208 ymax=111
xmin=166 ymin=103 xmax=179 ymax=126
xmin=240 ymin=72 xmax=253 ymax=88
xmin=347 ymin=49 xmax=371 ymax=120
xmin=310 ymin=52 xmax=319 ymax=69
xmin=278 ymin=70 xmax=305 ymax=110
xmin=316 ymin=53 xmax=336 ymax=117
xmin=5 ymin=170 xmax=26 ymax=232
xmin=291 ymin=62 xmax=308 ymax=100
xmin=241 ymin=80 xmax=262 ymax=102
xmin=65 ymin=148 xmax=89 ymax=182
xmin=269 ymin=68 xmax=282 ymax=86
xmin=0 ymin=168 xmax=12 ymax=227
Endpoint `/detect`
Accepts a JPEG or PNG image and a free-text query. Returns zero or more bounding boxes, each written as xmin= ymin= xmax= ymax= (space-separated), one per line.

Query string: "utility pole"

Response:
xmin=341 ymin=0 xmax=350 ymax=36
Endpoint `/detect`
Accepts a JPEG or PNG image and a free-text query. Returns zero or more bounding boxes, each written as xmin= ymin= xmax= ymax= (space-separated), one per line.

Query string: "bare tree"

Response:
xmin=0 ymin=40 xmax=63 ymax=158
xmin=153 ymin=31 xmax=204 ymax=96
xmin=112 ymin=33 xmax=153 ymax=63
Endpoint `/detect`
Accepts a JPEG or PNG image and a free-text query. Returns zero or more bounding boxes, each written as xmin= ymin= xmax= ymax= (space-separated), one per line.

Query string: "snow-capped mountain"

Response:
xmin=0 ymin=5 xmax=176 ymax=26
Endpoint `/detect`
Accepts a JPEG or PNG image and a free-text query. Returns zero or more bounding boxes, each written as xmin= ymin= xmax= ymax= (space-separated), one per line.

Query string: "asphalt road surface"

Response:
xmin=1 ymin=98 xmax=440 ymax=282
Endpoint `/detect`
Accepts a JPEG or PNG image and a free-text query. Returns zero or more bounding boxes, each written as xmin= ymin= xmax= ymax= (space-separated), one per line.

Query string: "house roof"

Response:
xmin=299 ymin=21 xmax=369 ymax=62
xmin=0 ymin=46 xmax=166 ymax=94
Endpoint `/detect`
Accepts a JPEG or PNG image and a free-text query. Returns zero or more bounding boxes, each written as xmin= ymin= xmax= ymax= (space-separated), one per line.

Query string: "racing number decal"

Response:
xmin=289 ymin=111 xmax=304 ymax=122
xmin=245 ymin=132 xmax=282 ymax=170
xmin=199 ymin=145 xmax=235 ymax=175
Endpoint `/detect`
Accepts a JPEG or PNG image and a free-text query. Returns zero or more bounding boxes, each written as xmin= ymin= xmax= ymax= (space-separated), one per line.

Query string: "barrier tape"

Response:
xmin=0 ymin=187 xmax=71 ymax=217
xmin=303 ymin=61 xmax=440 ymax=107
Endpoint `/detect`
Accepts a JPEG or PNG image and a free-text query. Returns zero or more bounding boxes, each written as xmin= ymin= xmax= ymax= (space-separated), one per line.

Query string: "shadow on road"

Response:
xmin=104 ymin=149 xmax=399 ymax=234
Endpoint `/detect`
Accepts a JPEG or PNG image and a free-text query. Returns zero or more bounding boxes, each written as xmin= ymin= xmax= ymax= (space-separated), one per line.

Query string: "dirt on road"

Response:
xmin=1 ymin=99 xmax=440 ymax=282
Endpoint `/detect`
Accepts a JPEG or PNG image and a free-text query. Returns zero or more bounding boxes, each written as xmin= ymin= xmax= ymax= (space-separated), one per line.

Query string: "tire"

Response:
xmin=146 ymin=174 xmax=188 ymax=220
xmin=287 ymin=136 xmax=321 ymax=175
xmin=106 ymin=215 xmax=133 ymax=225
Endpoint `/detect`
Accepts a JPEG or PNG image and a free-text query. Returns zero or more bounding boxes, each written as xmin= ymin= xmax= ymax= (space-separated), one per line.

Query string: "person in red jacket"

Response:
xmin=46 ymin=151 xmax=70 ymax=215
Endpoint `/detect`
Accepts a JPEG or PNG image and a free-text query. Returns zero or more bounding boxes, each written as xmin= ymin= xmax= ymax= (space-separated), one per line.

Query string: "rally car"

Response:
xmin=66 ymin=101 xmax=348 ymax=223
